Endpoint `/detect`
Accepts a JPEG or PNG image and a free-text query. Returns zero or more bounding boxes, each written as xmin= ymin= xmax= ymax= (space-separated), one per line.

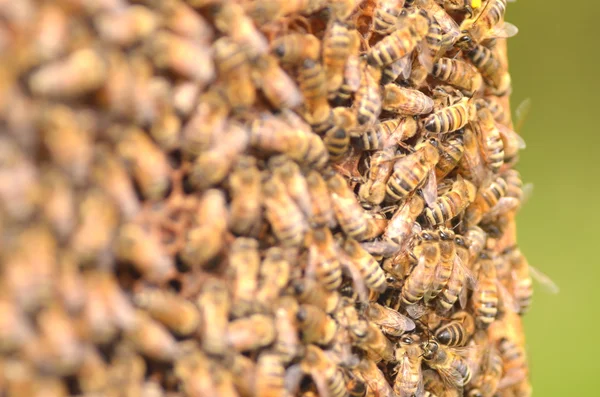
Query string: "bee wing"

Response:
xmin=374 ymin=305 xmax=417 ymax=333
xmin=435 ymin=364 xmax=467 ymax=388
xmin=405 ymin=301 xmax=428 ymax=319
xmin=417 ymin=41 xmax=434 ymax=73
xmin=482 ymin=197 xmax=520 ymax=221
xmin=514 ymin=98 xmax=531 ymax=134
xmin=285 ymin=364 xmax=303 ymax=395
xmin=339 ymin=252 xmax=370 ymax=303
xmin=456 ymin=254 xmax=478 ymax=291
xmin=361 ymin=240 xmax=401 ymax=257
xmin=496 ymin=280 xmax=520 ymax=314
xmin=305 ymin=246 xmax=318 ymax=279
xmin=529 ymin=265 xmax=560 ymax=294
xmin=521 ymin=182 xmax=534 ymax=205
xmin=489 ymin=21 xmax=519 ymax=39
xmin=422 ymin=170 xmax=438 ymax=208
xmin=496 ymin=123 xmax=526 ymax=149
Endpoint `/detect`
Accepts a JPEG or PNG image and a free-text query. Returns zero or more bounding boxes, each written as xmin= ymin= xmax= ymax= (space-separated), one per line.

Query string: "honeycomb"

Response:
xmin=0 ymin=0 xmax=534 ymax=396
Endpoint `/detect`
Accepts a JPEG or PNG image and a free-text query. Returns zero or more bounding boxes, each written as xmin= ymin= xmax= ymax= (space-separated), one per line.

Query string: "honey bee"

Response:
xmin=358 ymin=117 xmax=418 ymax=151
xmin=293 ymin=278 xmax=342 ymax=314
xmin=334 ymin=48 xmax=362 ymax=103
xmin=465 ymin=175 xmax=507 ymax=226
xmin=227 ymin=314 xmax=276 ymax=352
xmin=386 ymin=139 xmax=440 ymax=203
xmin=467 ymin=344 xmax=503 ymax=397
xmin=228 ymin=155 xmax=262 ymax=236
xmin=503 ymin=169 xmax=529 ymax=211
xmin=327 ymin=173 xmax=372 ymax=241
xmin=383 ymin=84 xmax=435 ymax=115
xmin=125 ymin=310 xmax=179 ymax=362
xmin=439 ymin=234 xmax=474 ymax=310
xmin=424 ymin=97 xmax=476 ymax=134
xmin=458 ymin=38 xmax=506 ymax=89
xmin=423 ymin=176 xmax=477 ymax=226
xmin=273 ymin=304 xmax=302 ymax=363
xmin=182 ymin=87 xmax=229 ymax=155
xmin=39 ymin=168 xmax=75 ymax=240
xmin=367 ymin=12 xmax=429 ymax=67
xmin=381 ymin=55 xmax=413 ymax=85
xmin=364 ymin=302 xmax=416 ymax=336
xmin=229 ymin=353 xmax=257 ymax=397
xmin=296 ymin=304 xmax=338 ymax=345
xmin=354 ymin=62 xmax=383 ymax=127
xmin=431 ymin=58 xmax=483 ymax=96
xmin=423 ymin=369 xmax=461 ymax=397
xmin=472 ymin=251 xmax=499 ymax=329
xmin=269 ymin=155 xmax=313 ymax=218
xmin=464 ymin=226 xmax=486 ymax=267
xmin=401 ymin=230 xmax=441 ymax=305
xmin=497 ymin=337 xmax=529 ymax=389
xmin=350 ymin=319 xmax=395 ymax=363
xmin=190 ymin=121 xmax=249 ymax=189
xmin=255 ymin=353 xmax=286 ymax=397
xmin=372 ymin=0 xmax=406 ymax=35
xmin=458 ymin=125 xmax=488 ymax=185
xmin=256 ymin=248 xmax=291 ymax=311
xmin=213 ymin=37 xmax=256 ymax=109
xmin=322 ymin=21 xmax=354 ymax=95
xmin=428 ymin=228 xmax=459 ymax=301
xmin=324 ymin=123 xmax=351 ymax=161
xmin=263 ymin=176 xmax=308 ymax=247
xmin=228 ymin=238 xmax=260 ymax=318
xmin=344 ymin=369 xmax=368 ymax=397
xmin=116 ymin=125 xmax=171 ymax=200
xmin=459 ymin=0 xmax=518 ymax=44
xmin=442 ymin=0 xmax=481 ymax=16
xmin=197 ymin=279 xmax=229 ymax=357
xmin=413 ymin=0 xmax=461 ymax=44
xmin=435 ymin=311 xmax=476 ymax=347
xmin=473 ymin=106 xmax=505 ymax=173
xmin=253 ymin=54 xmax=302 ymax=110
xmin=213 ymin=2 xmax=268 ymax=60
xmin=343 ymin=238 xmax=389 ymax=293
xmin=359 ymin=146 xmax=395 ymax=205
xmin=181 ymin=189 xmax=228 ymax=269
xmin=394 ymin=334 xmax=424 ymax=397
xmin=175 ymin=342 xmax=216 ymax=395
xmin=307 ymin=227 xmax=343 ymax=291
xmin=306 ymin=170 xmax=336 ymax=228
xmin=133 ymin=288 xmax=200 ymax=337
xmin=502 ymin=245 xmax=532 ymax=315
xmin=301 ymin=345 xmax=347 ymax=397
xmin=298 ymin=59 xmax=333 ymax=133
xmin=435 ymin=133 xmax=465 ymax=179
xmin=271 ymin=33 xmax=321 ymax=63
xmin=356 ymin=359 xmax=395 ymax=397
xmin=421 ymin=339 xmax=472 ymax=388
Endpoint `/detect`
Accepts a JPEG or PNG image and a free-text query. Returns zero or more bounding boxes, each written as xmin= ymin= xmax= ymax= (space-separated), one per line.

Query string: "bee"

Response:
xmin=458 ymin=125 xmax=488 ymax=185
xmin=271 ymin=33 xmax=321 ymax=63
xmin=359 ymin=146 xmax=396 ymax=205
xmin=133 ymin=288 xmax=200 ymax=337
xmin=503 ymin=169 xmax=528 ymax=208
xmin=227 ymin=314 xmax=276 ymax=352
xmin=458 ymin=38 xmax=506 ymax=89
xmin=298 ymin=59 xmax=333 ymax=133
xmin=465 ymin=175 xmax=508 ymax=226
xmin=473 ymin=106 xmax=505 ymax=173
xmin=359 ymin=117 xmax=418 ymax=151
xmin=229 ymin=353 xmax=257 ymax=397
xmin=424 ymin=97 xmax=476 ymax=134
xmin=307 ymin=227 xmax=343 ymax=291
xmin=442 ymin=0 xmax=481 ymax=16
xmin=401 ymin=230 xmax=441 ymax=305
xmin=228 ymin=155 xmax=262 ymax=236
xmin=228 ymin=238 xmax=260 ymax=318
xmin=382 ymin=84 xmax=435 ymax=115
xmin=421 ymin=339 xmax=472 ymax=388
xmin=354 ymin=62 xmax=383 ymax=127
xmin=253 ymin=54 xmax=302 ymax=110
xmin=394 ymin=334 xmax=424 ymax=397
xmin=428 ymin=228 xmax=459 ymax=301
xmin=431 ymin=58 xmax=483 ymax=96
xmin=372 ymin=0 xmax=406 ymax=35
xmin=467 ymin=344 xmax=503 ymax=397
xmin=435 ymin=133 xmax=465 ymax=179
xmin=296 ymin=304 xmax=338 ymax=345
xmin=181 ymin=189 xmax=228 ymax=269
xmin=423 ymin=369 xmax=461 ymax=397
xmin=367 ymin=12 xmax=429 ymax=67
xmin=502 ymin=245 xmax=533 ymax=315
xmin=39 ymin=168 xmax=76 ymax=240
xmin=273 ymin=304 xmax=301 ymax=363
xmin=327 ymin=173 xmax=372 ymax=241
xmin=213 ymin=37 xmax=256 ymax=109
xmin=125 ymin=310 xmax=179 ymax=362
xmin=465 ymin=226 xmax=487 ymax=267
xmin=213 ymin=3 xmax=268 ymax=60
xmin=459 ymin=0 xmax=518 ymax=44
xmin=324 ymin=123 xmax=351 ymax=161
xmin=438 ymin=234 xmax=474 ymax=310
xmin=472 ymin=251 xmax=499 ymax=329
xmin=334 ymin=48 xmax=362 ymax=102
xmin=435 ymin=311 xmax=476 ymax=347
xmin=269 ymin=155 xmax=313 ymax=218
xmin=497 ymin=337 xmax=529 ymax=389
xmin=255 ymin=353 xmax=286 ymax=397
xmin=182 ymin=87 xmax=229 ymax=155
xmin=263 ymin=176 xmax=308 ymax=247
xmin=28 ymin=48 xmax=108 ymax=99
xmin=301 ymin=345 xmax=347 ymax=397
xmin=256 ymin=248 xmax=291 ymax=311
xmin=386 ymin=139 xmax=440 ymax=203
xmin=306 ymin=170 xmax=336 ymax=228
xmin=174 ymin=342 xmax=216 ymax=395
xmin=350 ymin=320 xmax=395 ymax=363
xmin=344 ymin=369 xmax=368 ymax=397
xmin=381 ymin=55 xmax=413 ymax=85
xmin=322 ymin=21 xmax=354 ymax=95
xmin=364 ymin=302 xmax=416 ymax=336
xmin=196 ymin=279 xmax=230 ymax=356
xmin=190 ymin=121 xmax=249 ymax=189
xmin=423 ymin=176 xmax=477 ymax=226
xmin=343 ymin=238 xmax=388 ymax=293
xmin=116 ymin=126 xmax=171 ymax=200
xmin=356 ymin=359 xmax=395 ymax=397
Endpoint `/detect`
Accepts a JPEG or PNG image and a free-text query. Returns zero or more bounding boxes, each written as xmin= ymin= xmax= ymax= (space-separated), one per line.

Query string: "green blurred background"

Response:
xmin=507 ymin=1 xmax=598 ymax=395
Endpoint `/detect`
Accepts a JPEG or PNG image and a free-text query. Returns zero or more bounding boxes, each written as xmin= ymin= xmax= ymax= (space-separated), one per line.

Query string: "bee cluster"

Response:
xmin=0 ymin=0 xmax=542 ymax=396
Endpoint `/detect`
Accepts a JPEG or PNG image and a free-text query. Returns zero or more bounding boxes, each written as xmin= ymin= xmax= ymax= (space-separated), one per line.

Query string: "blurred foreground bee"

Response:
xmin=343 ymin=239 xmax=388 ymax=293
xmin=372 ymin=0 xmax=406 ymax=35
xmin=296 ymin=305 xmax=337 ymax=345
xmin=228 ymin=156 xmax=262 ymax=236
xmin=253 ymin=55 xmax=302 ymax=110
xmin=301 ymin=345 xmax=347 ymax=397
xmin=401 ymin=230 xmax=441 ymax=305
xmin=323 ymin=21 xmax=354 ymax=95
xmin=227 ymin=314 xmax=276 ymax=352
xmin=271 ymin=33 xmax=321 ymax=64
xmin=306 ymin=170 xmax=336 ymax=228
xmin=307 ymin=227 xmax=343 ymax=291
xmin=263 ymin=176 xmax=308 ymax=247
xmin=213 ymin=37 xmax=256 ymax=109
xmin=197 ymin=279 xmax=230 ymax=356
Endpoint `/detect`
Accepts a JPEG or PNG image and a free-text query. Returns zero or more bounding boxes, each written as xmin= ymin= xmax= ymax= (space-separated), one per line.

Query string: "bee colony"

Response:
xmin=0 ymin=0 xmax=540 ymax=396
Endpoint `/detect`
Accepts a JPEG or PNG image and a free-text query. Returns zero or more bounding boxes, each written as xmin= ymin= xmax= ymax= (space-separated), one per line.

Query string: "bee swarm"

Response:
xmin=0 ymin=0 xmax=534 ymax=396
